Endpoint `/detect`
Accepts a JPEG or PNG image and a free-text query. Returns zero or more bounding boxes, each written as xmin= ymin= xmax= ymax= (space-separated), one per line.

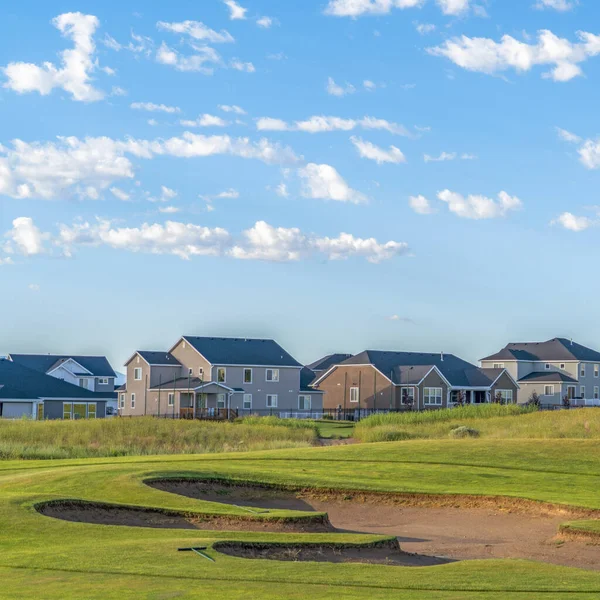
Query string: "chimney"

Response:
xmin=441 ymin=351 xmax=444 ymax=362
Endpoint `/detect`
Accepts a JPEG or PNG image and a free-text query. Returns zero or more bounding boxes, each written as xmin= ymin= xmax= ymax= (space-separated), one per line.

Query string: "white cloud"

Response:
xmin=147 ymin=119 xmax=159 ymax=126
xmin=387 ymin=315 xmax=414 ymax=323
xmin=257 ymin=16 xmax=274 ymax=28
xmin=223 ymin=0 xmax=248 ymax=20
xmin=409 ymin=194 xmax=436 ymax=215
xmin=110 ymin=187 xmax=130 ymax=201
xmin=424 ymin=151 xmax=477 ymax=162
xmin=256 ymin=115 xmax=412 ymax=136
xmin=415 ymin=23 xmax=436 ymax=35
xmin=0 ymin=257 xmax=14 ymax=266
xmin=10 ymin=217 xmax=407 ymax=263
xmin=324 ymin=0 xmax=425 ymax=17
xmin=219 ymin=104 xmax=246 ymax=115
xmin=276 ymin=183 xmax=289 ymax=198
xmin=436 ymin=0 xmax=471 ymax=15
xmin=556 ymin=127 xmax=582 ymax=143
xmin=552 ymin=212 xmax=592 ymax=231
xmin=159 ymin=206 xmax=181 ymax=214
xmin=534 ymin=0 xmax=577 ymax=11
xmin=299 ymin=163 xmax=367 ymax=204
xmin=130 ymin=102 xmax=180 ymax=113
xmin=103 ymin=34 xmax=122 ymax=51
xmin=428 ymin=29 xmax=600 ymax=82
xmin=2 ymin=12 xmax=105 ymax=102
xmin=157 ymin=20 xmax=234 ymax=43
xmin=327 ymin=77 xmax=356 ymax=97
xmin=111 ymin=86 xmax=127 ymax=96
xmin=351 ymin=137 xmax=406 ymax=164
xmin=363 ymin=80 xmax=376 ymax=91
xmin=180 ymin=114 xmax=229 ymax=127
xmin=28 ymin=283 xmax=40 ymax=292
xmin=0 ymin=133 xmax=299 ymax=200
xmin=216 ymin=188 xmax=240 ymax=199
xmin=437 ymin=189 xmax=523 ymax=219
xmin=156 ymin=42 xmax=222 ymax=74
xmin=4 ymin=217 xmax=47 ymax=256
xmin=160 ymin=186 xmax=178 ymax=201
xmin=230 ymin=59 xmax=255 ymax=73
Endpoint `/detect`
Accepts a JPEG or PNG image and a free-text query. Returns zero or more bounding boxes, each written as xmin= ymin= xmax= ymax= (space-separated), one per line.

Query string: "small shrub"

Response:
xmin=449 ymin=426 xmax=480 ymax=439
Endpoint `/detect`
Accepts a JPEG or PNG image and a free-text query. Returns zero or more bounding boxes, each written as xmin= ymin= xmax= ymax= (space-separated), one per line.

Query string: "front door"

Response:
xmin=568 ymin=386 xmax=576 ymax=400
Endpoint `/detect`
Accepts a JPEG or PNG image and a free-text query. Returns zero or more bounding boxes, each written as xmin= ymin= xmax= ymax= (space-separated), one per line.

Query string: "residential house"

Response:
xmin=0 ymin=359 xmax=115 ymax=419
xmin=307 ymin=354 xmax=353 ymax=377
xmin=119 ymin=337 xmax=324 ymax=417
xmin=310 ymin=350 xmax=519 ymax=411
xmin=481 ymin=337 xmax=600 ymax=405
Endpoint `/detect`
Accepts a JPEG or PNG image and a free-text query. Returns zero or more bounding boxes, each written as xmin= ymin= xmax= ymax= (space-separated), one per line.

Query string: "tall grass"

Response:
xmin=354 ymin=406 xmax=600 ymax=442
xmin=0 ymin=417 xmax=317 ymax=460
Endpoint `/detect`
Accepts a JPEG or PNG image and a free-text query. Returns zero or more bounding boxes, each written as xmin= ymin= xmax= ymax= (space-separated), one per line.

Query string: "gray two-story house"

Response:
xmin=120 ymin=336 xmax=323 ymax=417
xmin=481 ymin=337 xmax=600 ymax=405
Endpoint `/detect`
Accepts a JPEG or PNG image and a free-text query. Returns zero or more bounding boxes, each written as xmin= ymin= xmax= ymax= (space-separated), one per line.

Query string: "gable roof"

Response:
xmin=518 ymin=371 xmax=579 ymax=384
xmin=135 ymin=351 xmax=181 ymax=366
xmin=0 ymin=360 xmax=115 ymax=400
xmin=9 ymin=354 xmax=116 ymax=377
xmin=307 ymin=354 xmax=353 ymax=372
xmin=300 ymin=367 xmax=323 ymax=392
xmin=180 ymin=336 xmax=302 ymax=367
xmin=481 ymin=338 xmax=600 ymax=363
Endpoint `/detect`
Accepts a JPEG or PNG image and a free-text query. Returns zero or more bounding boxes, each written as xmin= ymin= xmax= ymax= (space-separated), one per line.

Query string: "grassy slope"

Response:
xmin=2 ymin=439 xmax=600 ymax=598
xmin=355 ymin=407 xmax=600 ymax=442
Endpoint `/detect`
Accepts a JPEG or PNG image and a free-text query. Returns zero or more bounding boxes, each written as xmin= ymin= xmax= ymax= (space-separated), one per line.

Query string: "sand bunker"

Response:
xmin=147 ymin=479 xmax=600 ymax=571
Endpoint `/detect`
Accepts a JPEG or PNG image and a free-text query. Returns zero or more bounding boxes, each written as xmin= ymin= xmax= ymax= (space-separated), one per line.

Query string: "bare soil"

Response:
xmin=148 ymin=479 xmax=600 ymax=570
xmin=36 ymin=500 xmax=332 ymax=533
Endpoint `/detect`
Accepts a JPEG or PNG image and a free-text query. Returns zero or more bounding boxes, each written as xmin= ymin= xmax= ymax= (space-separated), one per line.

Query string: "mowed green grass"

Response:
xmin=355 ymin=406 xmax=600 ymax=442
xmin=2 ymin=438 xmax=600 ymax=598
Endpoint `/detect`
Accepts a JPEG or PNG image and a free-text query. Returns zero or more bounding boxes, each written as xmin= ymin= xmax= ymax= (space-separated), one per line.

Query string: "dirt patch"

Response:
xmin=148 ymin=479 xmax=600 ymax=570
xmin=35 ymin=500 xmax=332 ymax=533
xmin=214 ymin=540 xmax=452 ymax=567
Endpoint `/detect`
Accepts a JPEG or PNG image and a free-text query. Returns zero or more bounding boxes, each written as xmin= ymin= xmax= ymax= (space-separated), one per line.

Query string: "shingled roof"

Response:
xmin=180 ymin=337 xmax=302 ymax=367
xmin=482 ymin=338 xmax=600 ymax=363
xmin=307 ymin=354 xmax=353 ymax=372
xmin=135 ymin=351 xmax=181 ymax=366
xmin=0 ymin=360 xmax=115 ymax=400
xmin=9 ymin=354 xmax=116 ymax=377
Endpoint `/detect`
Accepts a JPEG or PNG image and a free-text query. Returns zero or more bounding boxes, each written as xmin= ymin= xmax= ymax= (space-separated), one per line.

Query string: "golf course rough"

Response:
xmin=2 ymin=438 xmax=600 ymax=599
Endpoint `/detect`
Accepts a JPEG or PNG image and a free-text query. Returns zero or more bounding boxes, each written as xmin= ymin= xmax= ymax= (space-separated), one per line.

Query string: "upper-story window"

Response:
xmin=79 ymin=378 xmax=89 ymax=389
xmin=188 ymin=368 xmax=193 ymax=376
xmin=349 ymin=387 xmax=360 ymax=403
xmin=493 ymin=363 xmax=504 ymax=369
xmin=119 ymin=394 xmax=125 ymax=409
xmin=545 ymin=364 xmax=551 ymax=370
xmin=217 ymin=367 xmax=226 ymax=383
xmin=134 ymin=368 xmax=142 ymax=381
xmin=198 ymin=367 xmax=204 ymax=380
xmin=244 ymin=368 xmax=253 ymax=384
xmin=581 ymin=364 xmax=586 ymax=377
xmin=595 ymin=365 xmax=599 ymax=378
xmin=560 ymin=363 xmax=566 ymax=370
xmin=98 ymin=378 xmax=109 ymax=385
xmin=265 ymin=368 xmax=279 ymax=382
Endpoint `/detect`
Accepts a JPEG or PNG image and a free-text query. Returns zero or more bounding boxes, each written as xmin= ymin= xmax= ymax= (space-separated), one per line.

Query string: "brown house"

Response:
xmin=310 ymin=350 xmax=519 ymax=411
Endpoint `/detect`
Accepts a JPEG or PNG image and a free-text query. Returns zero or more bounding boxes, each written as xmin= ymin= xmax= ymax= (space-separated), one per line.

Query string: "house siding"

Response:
xmin=1 ymin=402 xmax=33 ymax=418
xmin=43 ymin=400 xmax=107 ymax=419
xmin=122 ymin=354 xmax=152 ymax=417
xmin=417 ymin=371 xmax=449 ymax=410
xmin=170 ymin=339 xmax=212 ymax=379
xmin=490 ymin=372 xmax=519 ymax=403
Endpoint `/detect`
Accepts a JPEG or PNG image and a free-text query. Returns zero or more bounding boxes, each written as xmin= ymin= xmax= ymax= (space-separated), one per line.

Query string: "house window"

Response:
xmin=545 ymin=364 xmax=551 ymax=370
xmin=493 ymin=363 xmax=504 ymax=369
xmin=349 ymin=387 xmax=360 ymax=403
xmin=298 ymin=395 xmax=311 ymax=410
xmin=37 ymin=403 xmax=44 ymax=420
xmin=134 ymin=368 xmax=142 ymax=381
xmin=243 ymin=394 xmax=252 ymax=410
xmin=98 ymin=378 xmax=109 ymax=385
xmin=119 ymin=394 xmax=125 ymax=409
xmin=581 ymin=386 xmax=586 ymax=398
xmin=78 ymin=378 xmax=89 ymax=389
xmin=423 ymin=387 xmax=443 ymax=406
xmin=88 ymin=404 xmax=97 ymax=419
xmin=266 ymin=394 xmax=278 ymax=408
xmin=217 ymin=368 xmax=226 ymax=383
xmin=188 ymin=368 xmax=193 ymax=376
xmin=168 ymin=393 xmax=175 ymax=407
xmin=544 ymin=385 xmax=554 ymax=396
xmin=400 ymin=387 xmax=415 ymax=405
xmin=266 ymin=369 xmax=279 ymax=382
xmin=595 ymin=387 xmax=599 ymax=400
xmin=199 ymin=368 xmax=204 ymax=380
xmin=497 ymin=390 xmax=513 ymax=404
xmin=63 ymin=403 xmax=72 ymax=420
xmin=131 ymin=393 xmax=136 ymax=409
xmin=595 ymin=365 xmax=599 ymax=378
xmin=244 ymin=368 xmax=253 ymax=384
xmin=581 ymin=364 xmax=586 ymax=377
xmin=560 ymin=363 xmax=566 ymax=370
xmin=217 ymin=394 xmax=226 ymax=409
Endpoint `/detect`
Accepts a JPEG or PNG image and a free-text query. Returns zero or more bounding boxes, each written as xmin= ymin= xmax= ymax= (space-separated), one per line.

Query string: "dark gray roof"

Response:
xmin=115 ymin=383 xmax=127 ymax=392
xmin=300 ymin=367 xmax=323 ymax=392
xmin=482 ymin=338 xmax=600 ymax=363
xmin=149 ymin=377 xmax=237 ymax=391
xmin=518 ymin=371 xmax=578 ymax=383
xmin=9 ymin=354 xmax=116 ymax=377
xmin=307 ymin=354 xmax=353 ymax=372
xmin=182 ymin=336 xmax=302 ymax=367
xmin=0 ymin=359 xmax=115 ymax=400
xmin=136 ymin=351 xmax=181 ymax=366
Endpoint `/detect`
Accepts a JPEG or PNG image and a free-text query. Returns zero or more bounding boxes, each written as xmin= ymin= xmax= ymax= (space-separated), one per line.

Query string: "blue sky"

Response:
xmin=1 ymin=0 xmax=599 ymax=369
